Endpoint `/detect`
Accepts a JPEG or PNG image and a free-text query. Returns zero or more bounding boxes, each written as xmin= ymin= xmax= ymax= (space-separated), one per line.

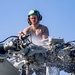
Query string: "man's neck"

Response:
xmin=31 ymin=24 xmax=39 ymax=29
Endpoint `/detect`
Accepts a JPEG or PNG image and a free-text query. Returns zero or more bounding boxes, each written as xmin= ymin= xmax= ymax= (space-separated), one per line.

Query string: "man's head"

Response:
xmin=28 ymin=10 xmax=42 ymax=25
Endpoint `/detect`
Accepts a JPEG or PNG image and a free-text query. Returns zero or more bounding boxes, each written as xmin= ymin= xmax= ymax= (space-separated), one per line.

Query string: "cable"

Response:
xmin=0 ymin=36 xmax=19 ymax=43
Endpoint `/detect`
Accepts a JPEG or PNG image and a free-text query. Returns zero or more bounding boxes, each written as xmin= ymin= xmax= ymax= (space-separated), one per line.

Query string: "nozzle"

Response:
xmin=21 ymin=34 xmax=30 ymax=40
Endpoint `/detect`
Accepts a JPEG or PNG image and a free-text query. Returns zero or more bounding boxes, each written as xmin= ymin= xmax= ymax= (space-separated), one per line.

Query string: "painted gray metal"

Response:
xmin=0 ymin=57 xmax=20 ymax=75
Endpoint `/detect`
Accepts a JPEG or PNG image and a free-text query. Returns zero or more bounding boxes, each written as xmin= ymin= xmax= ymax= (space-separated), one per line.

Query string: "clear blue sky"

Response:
xmin=0 ymin=0 xmax=75 ymax=75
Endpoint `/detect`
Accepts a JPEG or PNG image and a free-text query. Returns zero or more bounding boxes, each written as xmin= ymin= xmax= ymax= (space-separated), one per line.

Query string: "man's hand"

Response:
xmin=18 ymin=31 xmax=24 ymax=36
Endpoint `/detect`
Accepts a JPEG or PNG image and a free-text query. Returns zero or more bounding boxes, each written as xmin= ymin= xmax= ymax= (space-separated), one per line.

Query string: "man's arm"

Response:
xmin=42 ymin=26 xmax=49 ymax=40
xmin=18 ymin=27 xmax=30 ymax=36
xmin=23 ymin=27 xmax=29 ymax=34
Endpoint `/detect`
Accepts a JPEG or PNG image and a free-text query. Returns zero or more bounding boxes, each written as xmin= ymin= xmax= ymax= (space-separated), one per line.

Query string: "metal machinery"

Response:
xmin=0 ymin=34 xmax=75 ymax=75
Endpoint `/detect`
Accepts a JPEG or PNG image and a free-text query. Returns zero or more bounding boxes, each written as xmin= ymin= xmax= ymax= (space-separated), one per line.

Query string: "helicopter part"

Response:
xmin=0 ymin=35 xmax=75 ymax=74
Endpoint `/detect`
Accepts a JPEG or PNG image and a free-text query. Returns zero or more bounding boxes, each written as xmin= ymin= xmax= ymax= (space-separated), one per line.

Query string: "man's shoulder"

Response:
xmin=23 ymin=26 xmax=31 ymax=32
xmin=39 ymin=24 xmax=48 ymax=28
xmin=25 ymin=26 xmax=31 ymax=30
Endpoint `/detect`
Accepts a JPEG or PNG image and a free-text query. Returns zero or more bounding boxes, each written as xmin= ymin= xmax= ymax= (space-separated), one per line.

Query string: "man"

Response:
xmin=18 ymin=9 xmax=49 ymax=75
xmin=19 ymin=9 xmax=49 ymax=44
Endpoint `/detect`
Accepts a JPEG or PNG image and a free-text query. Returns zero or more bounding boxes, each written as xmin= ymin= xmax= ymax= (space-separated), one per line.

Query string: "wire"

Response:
xmin=0 ymin=36 xmax=19 ymax=43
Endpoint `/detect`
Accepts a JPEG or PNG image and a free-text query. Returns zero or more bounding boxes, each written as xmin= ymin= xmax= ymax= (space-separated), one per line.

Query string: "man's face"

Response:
xmin=29 ymin=15 xmax=38 ymax=25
